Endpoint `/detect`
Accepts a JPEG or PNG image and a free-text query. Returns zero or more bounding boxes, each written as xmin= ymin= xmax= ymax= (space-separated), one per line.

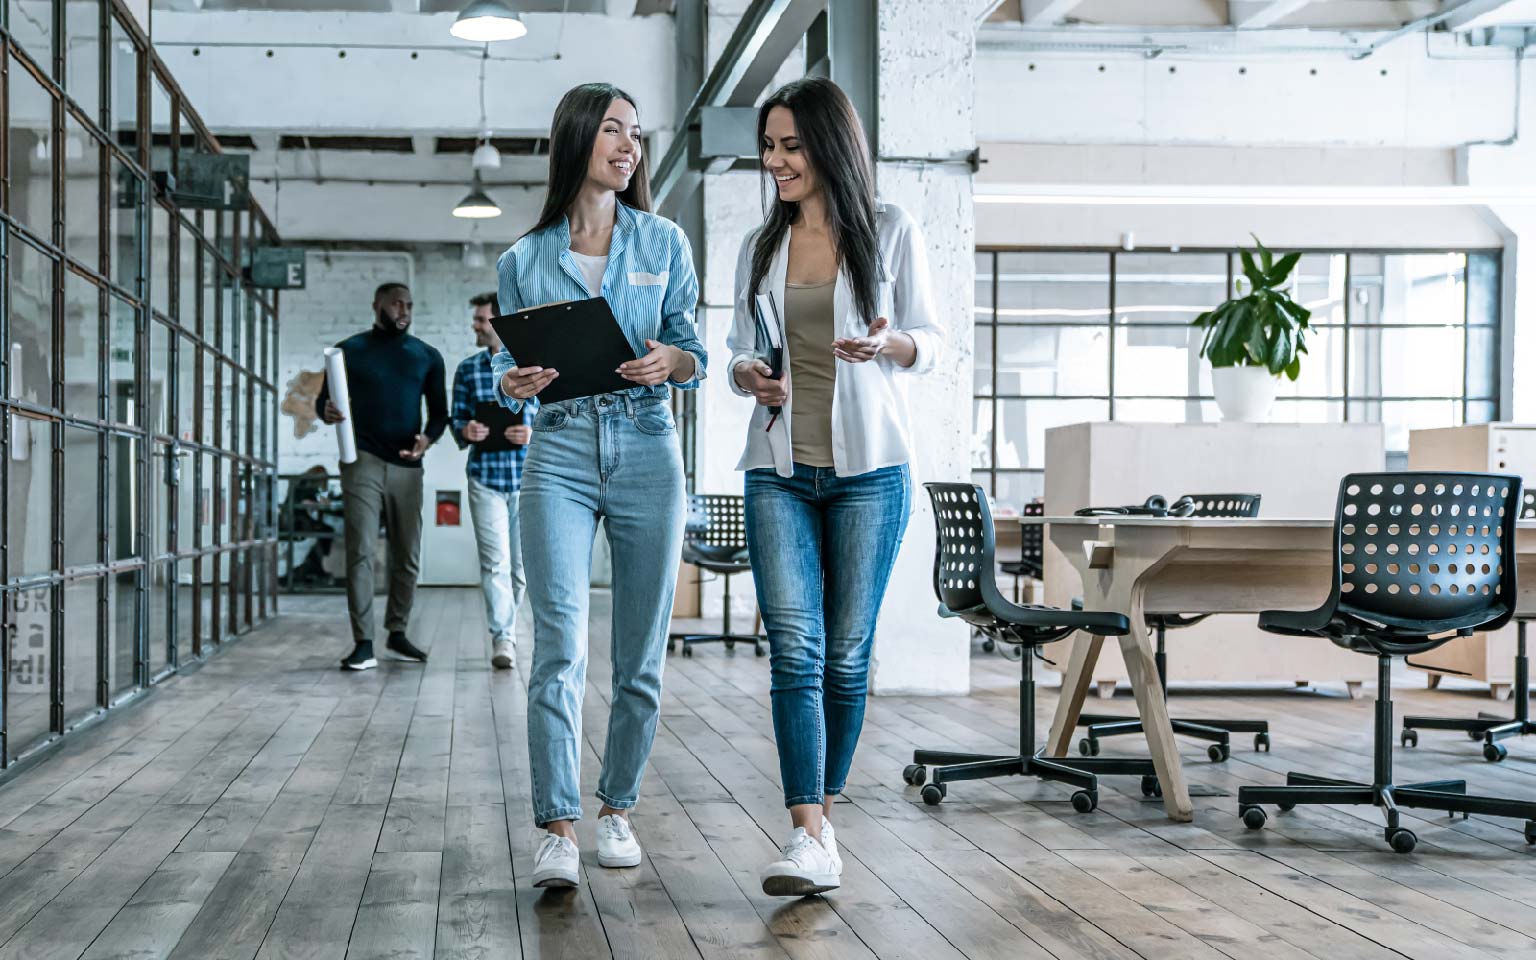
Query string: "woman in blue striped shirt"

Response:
xmin=492 ymin=83 xmax=707 ymax=889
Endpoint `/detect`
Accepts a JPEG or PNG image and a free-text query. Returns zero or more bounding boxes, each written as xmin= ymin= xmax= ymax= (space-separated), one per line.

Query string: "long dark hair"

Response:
xmin=749 ymin=77 xmax=880 ymax=325
xmin=525 ymin=83 xmax=652 ymax=239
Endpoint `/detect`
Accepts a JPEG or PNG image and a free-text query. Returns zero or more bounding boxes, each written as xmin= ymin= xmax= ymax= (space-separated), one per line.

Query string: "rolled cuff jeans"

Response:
xmin=745 ymin=462 xmax=911 ymax=808
xmin=521 ymin=394 xmax=684 ymax=827
xmin=467 ymin=477 xmax=526 ymax=644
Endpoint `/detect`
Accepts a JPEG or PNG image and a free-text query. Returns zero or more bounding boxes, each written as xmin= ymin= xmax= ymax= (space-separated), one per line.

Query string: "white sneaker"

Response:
xmin=760 ymin=827 xmax=840 ymax=897
xmin=596 ymin=814 xmax=642 ymax=868
xmin=821 ymin=817 xmax=842 ymax=874
xmin=531 ymin=833 xmax=580 ymax=888
xmin=491 ymin=638 xmax=515 ymax=670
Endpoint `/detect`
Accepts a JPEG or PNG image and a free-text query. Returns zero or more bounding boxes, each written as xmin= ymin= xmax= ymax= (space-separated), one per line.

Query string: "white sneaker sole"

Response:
xmin=760 ymin=870 xmax=840 ymax=897
xmin=532 ymin=866 xmax=579 ymax=888
xmin=342 ymin=658 xmax=377 ymax=671
xmin=597 ymin=848 xmax=642 ymax=868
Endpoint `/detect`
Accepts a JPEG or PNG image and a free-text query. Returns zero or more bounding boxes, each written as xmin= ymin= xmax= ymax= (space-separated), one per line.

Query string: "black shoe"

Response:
xmin=387 ymin=632 xmax=428 ymax=663
xmin=341 ymin=641 xmax=377 ymax=671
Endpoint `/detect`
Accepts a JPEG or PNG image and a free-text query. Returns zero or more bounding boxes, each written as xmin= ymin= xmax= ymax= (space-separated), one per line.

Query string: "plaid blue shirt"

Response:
xmin=451 ymin=348 xmax=536 ymax=493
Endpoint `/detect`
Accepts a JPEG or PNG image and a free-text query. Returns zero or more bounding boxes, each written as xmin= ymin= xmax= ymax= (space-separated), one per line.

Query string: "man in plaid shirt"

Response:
xmin=452 ymin=292 xmax=537 ymax=669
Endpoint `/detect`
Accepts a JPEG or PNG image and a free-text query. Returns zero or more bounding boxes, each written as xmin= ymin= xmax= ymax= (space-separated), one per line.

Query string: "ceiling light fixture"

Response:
xmin=452 ymin=172 xmax=502 ymax=219
xmin=450 ymin=0 xmax=527 ymax=42
xmin=470 ymin=49 xmax=500 ymax=170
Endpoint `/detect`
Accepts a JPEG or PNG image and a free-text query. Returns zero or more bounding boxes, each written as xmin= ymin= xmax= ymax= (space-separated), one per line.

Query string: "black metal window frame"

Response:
xmin=1 ymin=0 xmax=281 ymax=771
xmin=971 ymin=246 xmax=1503 ymax=506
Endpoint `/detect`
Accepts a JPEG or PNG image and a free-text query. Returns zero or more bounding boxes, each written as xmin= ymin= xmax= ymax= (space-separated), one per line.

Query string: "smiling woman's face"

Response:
xmin=762 ymin=105 xmax=815 ymax=204
xmin=587 ymin=97 xmax=642 ymax=193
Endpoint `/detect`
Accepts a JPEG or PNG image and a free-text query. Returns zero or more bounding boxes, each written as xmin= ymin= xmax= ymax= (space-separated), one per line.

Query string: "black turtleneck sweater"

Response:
xmin=316 ymin=327 xmax=447 ymax=468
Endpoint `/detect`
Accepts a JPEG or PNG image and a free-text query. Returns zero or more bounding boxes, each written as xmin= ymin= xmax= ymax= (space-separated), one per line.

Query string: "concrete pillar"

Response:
xmin=867 ymin=0 xmax=995 ymax=695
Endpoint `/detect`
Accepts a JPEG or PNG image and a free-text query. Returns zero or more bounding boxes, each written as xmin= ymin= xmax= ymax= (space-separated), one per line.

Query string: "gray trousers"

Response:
xmin=340 ymin=451 xmax=424 ymax=643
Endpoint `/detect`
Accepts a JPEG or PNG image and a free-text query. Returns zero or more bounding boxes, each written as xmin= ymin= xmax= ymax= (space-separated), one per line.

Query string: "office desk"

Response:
xmin=1022 ymin=516 xmax=1536 ymax=822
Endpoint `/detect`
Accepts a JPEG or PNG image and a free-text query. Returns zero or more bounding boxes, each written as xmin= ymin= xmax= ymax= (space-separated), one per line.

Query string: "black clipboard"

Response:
xmin=473 ymin=400 xmax=525 ymax=452
xmin=490 ymin=297 xmax=637 ymax=404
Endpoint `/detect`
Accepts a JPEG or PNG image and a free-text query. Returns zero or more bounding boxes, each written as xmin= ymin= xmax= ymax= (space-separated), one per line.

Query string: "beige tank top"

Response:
xmin=784 ymin=279 xmax=837 ymax=468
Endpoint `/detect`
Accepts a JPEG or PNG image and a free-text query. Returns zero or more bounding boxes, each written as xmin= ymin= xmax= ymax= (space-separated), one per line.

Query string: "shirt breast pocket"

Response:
xmin=627 ymin=270 xmax=669 ymax=287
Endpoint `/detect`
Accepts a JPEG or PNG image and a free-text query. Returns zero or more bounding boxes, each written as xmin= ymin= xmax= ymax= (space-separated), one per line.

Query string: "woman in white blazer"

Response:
xmin=725 ymin=76 xmax=943 ymax=898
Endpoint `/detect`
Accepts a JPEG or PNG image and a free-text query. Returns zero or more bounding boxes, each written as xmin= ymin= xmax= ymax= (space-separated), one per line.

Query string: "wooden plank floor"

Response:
xmin=3 ymin=586 xmax=1536 ymax=959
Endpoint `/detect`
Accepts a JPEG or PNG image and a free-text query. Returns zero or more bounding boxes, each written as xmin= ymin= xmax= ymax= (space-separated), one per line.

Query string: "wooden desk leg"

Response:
xmin=1047 ymin=631 xmax=1104 ymax=757
xmin=1120 ymin=584 xmax=1193 ymax=822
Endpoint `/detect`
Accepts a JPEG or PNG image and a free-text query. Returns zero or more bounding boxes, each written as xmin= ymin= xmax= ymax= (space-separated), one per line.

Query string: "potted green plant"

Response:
xmin=1191 ymin=236 xmax=1311 ymax=422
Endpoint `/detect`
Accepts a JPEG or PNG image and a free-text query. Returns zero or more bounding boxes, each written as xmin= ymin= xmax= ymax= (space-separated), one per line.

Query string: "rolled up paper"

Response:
xmin=323 ymin=346 xmax=357 ymax=464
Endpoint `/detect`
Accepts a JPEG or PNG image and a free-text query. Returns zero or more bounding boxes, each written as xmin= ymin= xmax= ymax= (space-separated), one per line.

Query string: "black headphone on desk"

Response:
xmin=1073 ymin=494 xmax=1196 ymax=518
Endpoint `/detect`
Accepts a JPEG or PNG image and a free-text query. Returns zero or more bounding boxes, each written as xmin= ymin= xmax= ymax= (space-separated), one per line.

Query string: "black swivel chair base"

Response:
xmin=903 ymin=648 xmax=1159 ymax=811
xmin=1076 ymin=621 xmax=1271 ymax=763
xmin=1238 ymin=656 xmax=1536 ymax=853
xmin=667 ymin=564 xmax=765 ymax=658
xmin=1401 ymin=621 xmax=1532 ymax=762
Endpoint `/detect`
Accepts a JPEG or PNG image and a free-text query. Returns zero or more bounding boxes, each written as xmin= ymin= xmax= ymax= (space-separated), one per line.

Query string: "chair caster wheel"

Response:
xmin=1401 ymin=730 xmax=1418 ymax=748
xmin=1140 ymin=775 xmax=1161 ymax=798
xmin=1278 ymin=802 xmax=1296 ymax=812
xmin=1208 ymin=743 xmax=1229 ymax=763
xmin=1254 ymin=732 xmax=1270 ymax=752
xmin=1241 ymin=805 xmax=1267 ymax=830
xmin=921 ymin=783 xmax=946 ymax=806
xmin=902 ymin=764 xmax=927 ymax=786
xmin=1387 ymin=827 xmax=1417 ymax=854
xmin=1071 ymin=790 xmax=1098 ymax=813
xmin=1001 ymin=644 xmax=1024 ymax=662
xmin=1484 ymin=742 xmax=1508 ymax=762
xmin=981 ymin=639 xmax=995 ymax=653
xmin=682 ymin=646 xmax=693 ymax=658
xmin=1078 ymin=738 xmax=1101 ymax=757
xmin=1524 ymin=821 xmax=1535 ymax=845
xmin=1468 ymin=729 xmax=1485 ymax=741
xmin=755 ymin=644 xmax=765 ymax=657
xmin=668 ymin=640 xmax=677 ymax=654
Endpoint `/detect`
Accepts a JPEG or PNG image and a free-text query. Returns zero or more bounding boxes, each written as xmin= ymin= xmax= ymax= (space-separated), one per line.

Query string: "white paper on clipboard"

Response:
xmin=753 ymin=293 xmax=783 ymax=349
xmin=323 ymin=347 xmax=358 ymax=464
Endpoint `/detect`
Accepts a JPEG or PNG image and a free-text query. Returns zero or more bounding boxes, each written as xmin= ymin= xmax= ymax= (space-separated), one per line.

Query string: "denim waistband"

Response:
xmin=543 ymin=392 xmax=667 ymax=417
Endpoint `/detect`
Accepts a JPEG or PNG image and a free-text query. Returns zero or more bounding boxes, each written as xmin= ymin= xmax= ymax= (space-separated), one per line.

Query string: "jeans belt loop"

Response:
xmin=621 ymin=393 xmax=636 ymax=418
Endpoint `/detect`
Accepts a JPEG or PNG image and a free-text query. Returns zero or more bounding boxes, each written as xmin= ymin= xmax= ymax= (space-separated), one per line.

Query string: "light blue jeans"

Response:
xmin=520 ymin=393 xmax=685 ymax=826
xmin=467 ymin=478 xmax=526 ymax=644
xmin=745 ymin=463 xmax=911 ymax=808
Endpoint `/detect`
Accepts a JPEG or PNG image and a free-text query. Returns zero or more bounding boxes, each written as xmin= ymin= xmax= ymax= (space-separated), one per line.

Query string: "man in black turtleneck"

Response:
xmin=317 ymin=281 xmax=447 ymax=671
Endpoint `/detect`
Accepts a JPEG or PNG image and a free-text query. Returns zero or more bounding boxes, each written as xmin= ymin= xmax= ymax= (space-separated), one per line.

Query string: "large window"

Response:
xmin=1 ymin=1 xmax=281 ymax=767
xmin=972 ymin=248 xmax=1501 ymax=507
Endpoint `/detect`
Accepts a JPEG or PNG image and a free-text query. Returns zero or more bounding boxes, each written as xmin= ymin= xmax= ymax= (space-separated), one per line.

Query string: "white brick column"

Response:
xmin=868 ymin=1 xmax=994 ymax=695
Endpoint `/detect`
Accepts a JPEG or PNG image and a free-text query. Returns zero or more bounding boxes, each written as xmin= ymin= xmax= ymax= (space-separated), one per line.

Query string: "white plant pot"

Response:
xmin=1211 ymin=365 xmax=1278 ymax=423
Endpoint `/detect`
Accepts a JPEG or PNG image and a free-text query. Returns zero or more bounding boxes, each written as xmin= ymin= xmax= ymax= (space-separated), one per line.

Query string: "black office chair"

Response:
xmin=901 ymin=483 xmax=1156 ymax=812
xmin=1237 ymin=473 xmax=1536 ymax=853
xmin=1400 ymin=487 xmax=1536 ymax=761
xmin=668 ymin=494 xmax=763 ymax=657
xmin=1076 ymin=493 xmax=1271 ymax=764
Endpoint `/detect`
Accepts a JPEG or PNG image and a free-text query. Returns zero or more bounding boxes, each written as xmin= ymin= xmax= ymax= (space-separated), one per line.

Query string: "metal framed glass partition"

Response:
xmin=2 ymin=0 xmax=280 ymax=768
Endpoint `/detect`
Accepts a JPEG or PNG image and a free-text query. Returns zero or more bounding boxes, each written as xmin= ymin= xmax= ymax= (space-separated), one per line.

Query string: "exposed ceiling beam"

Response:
xmin=651 ymin=0 xmax=827 ymax=212
xmin=1229 ymin=0 xmax=1313 ymax=29
xmin=1019 ymin=0 xmax=1084 ymax=25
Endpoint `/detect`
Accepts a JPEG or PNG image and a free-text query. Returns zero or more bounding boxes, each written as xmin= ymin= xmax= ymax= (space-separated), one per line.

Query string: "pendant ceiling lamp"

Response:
xmin=451 ymin=0 xmax=528 ymax=42
xmin=452 ymin=173 xmax=502 ymax=219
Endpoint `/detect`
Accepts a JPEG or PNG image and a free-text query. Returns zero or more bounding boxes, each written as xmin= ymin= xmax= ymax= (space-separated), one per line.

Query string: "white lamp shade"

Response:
xmin=451 ymin=0 xmax=528 ymax=42
xmin=471 ymin=141 xmax=502 ymax=170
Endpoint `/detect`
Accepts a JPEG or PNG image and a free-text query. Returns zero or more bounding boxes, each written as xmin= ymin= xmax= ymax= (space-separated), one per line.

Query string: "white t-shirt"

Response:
xmin=569 ymin=250 xmax=609 ymax=297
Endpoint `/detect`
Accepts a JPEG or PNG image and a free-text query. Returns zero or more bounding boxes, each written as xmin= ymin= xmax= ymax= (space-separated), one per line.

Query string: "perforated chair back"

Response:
xmin=1182 ymin=493 xmax=1262 ymax=518
xmin=1018 ymin=499 xmax=1045 ymax=579
xmin=1523 ymin=489 xmax=1535 ymax=521
xmin=684 ymin=494 xmax=747 ymax=549
xmin=927 ymin=483 xmax=1006 ymax=617
xmin=1330 ymin=472 xmax=1521 ymax=639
